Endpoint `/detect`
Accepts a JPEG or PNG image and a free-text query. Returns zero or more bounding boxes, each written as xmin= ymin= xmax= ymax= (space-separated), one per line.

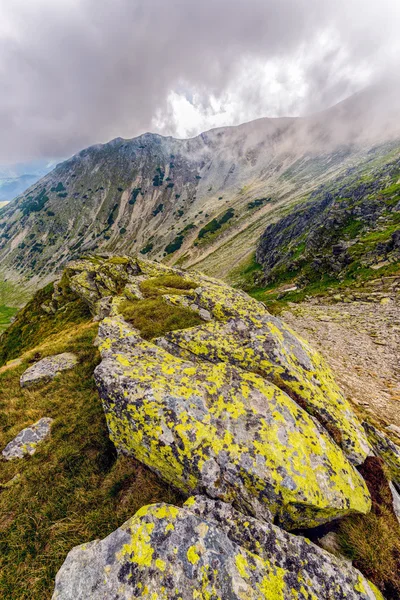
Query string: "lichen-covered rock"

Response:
xmin=52 ymin=496 xmax=383 ymax=600
xmin=158 ymin=315 xmax=369 ymax=465
xmin=20 ymin=353 xmax=78 ymax=388
xmin=2 ymin=417 xmax=53 ymax=460
xmin=364 ymin=422 xmax=400 ymax=487
xmin=61 ymin=256 xmax=369 ymax=465
xmin=95 ymin=316 xmax=370 ymax=529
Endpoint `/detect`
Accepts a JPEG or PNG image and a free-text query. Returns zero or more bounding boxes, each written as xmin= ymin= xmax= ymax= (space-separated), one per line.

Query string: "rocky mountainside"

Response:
xmin=1 ymin=86 xmax=400 ymax=293
xmin=255 ymin=149 xmax=400 ymax=294
xmin=1 ymin=255 xmax=400 ymax=598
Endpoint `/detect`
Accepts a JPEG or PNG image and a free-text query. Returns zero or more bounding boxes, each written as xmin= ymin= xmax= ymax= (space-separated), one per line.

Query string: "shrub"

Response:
xmin=152 ymin=203 xmax=164 ymax=217
xmin=140 ymin=243 xmax=153 ymax=255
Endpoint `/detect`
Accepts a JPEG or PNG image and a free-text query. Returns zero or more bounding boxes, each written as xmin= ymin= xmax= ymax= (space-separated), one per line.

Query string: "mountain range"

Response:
xmin=0 ymin=83 xmax=400 ymax=295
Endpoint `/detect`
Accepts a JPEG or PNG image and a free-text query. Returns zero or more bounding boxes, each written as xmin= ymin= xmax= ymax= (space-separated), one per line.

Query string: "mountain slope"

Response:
xmin=255 ymin=149 xmax=400 ymax=294
xmin=1 ymin=86 xmax=400 ymax=292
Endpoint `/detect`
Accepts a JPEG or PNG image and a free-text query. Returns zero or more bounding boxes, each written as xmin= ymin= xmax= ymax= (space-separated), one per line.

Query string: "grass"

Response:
xmin=337 ymin=458 xmax=400 ymax=599
xmin=0 ymin=305 xmax=18 ymax=335
xmin=120 ymin=297 xmax=203 ymax=340
xmin=120 ymin=274 xmax=203 ymax=339
xmin=0 ymin=291 xmax=182 ymax=599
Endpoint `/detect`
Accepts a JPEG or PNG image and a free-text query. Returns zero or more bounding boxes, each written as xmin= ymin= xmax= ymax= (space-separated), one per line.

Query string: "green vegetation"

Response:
xmin=0 ymin=280 xmax=29 ymax=335
xmin=247 ymin=197 xmax=271 ymax=210
xmin=50 ymin=183 xmax=66 ymax=193
xmin=164 ymin=223 xmax=195 ymax=255
xmin=338 ymin=458 xmax=400 ymax=599
xmin=0 ymin=306 xmax=18 ymax=335
xmin=129 ymin=187 xmax=141 ymax=205
xmin=140 ymin=242 xmax=153 ymax=255
xmin=21 ymin=189 xmax=49 ymax=216
xmin=152 ymin=203 xmax=164 ymax=217
xmin=152 ymin=167 xmax=165 ymax=187
xmin=197 ymin=208 xmax=235 ymax=240
xmin=120 ymin=274 xmax=201 ymax=339
xmin=0 ymin=293 xmax=181 ymax=599
xmin=107 ymin=203 xmax=119 ymax=227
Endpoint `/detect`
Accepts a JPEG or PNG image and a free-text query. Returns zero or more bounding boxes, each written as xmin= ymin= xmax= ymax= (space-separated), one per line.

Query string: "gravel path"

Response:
xmin=282 ymin=300 xmax=400 ymax=428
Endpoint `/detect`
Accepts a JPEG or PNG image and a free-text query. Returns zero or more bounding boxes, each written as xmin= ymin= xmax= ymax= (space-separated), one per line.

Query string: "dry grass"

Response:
xmin=139 ymin=273 xmax=198 ymax=298
xmin=338 ymin=457 xmax=400 ymax=599
xmin=0 ymin=296 xmax=182 ymax=599
xmin=120 ymin=297 xmax=203 ymax=340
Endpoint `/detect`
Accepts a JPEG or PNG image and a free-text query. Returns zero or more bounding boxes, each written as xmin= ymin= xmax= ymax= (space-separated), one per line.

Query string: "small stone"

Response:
xmin=198 ymin=308 xmax=212 ymax=321
xmin=2 ymin=417 xmax=53 ymax=460
xmin=318 ymin=531 xmax=351 ymax=563
xmin=389 ymin=482 xmax=400 ymax=524
xmin=386 ymin=424 xmax=400 ymax=439
xmin=20 ymin=353 xmax=78 ymax=388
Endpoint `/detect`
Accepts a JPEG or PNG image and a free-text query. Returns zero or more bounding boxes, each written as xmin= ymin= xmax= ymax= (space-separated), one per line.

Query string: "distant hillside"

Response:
xmin=254 ymin=150 xmax=400 ymax=301
xmin=1 ymin=85 xmax=400 ymax=290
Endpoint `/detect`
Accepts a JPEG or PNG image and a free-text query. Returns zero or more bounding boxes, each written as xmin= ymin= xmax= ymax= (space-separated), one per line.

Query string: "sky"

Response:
xmin=0 ymin=0 xmax=399 ymax=164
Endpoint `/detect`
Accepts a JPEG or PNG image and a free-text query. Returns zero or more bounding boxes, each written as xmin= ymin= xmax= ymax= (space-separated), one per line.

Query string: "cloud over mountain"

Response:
xmin=0 ymin=0 xmax=399 ymax=162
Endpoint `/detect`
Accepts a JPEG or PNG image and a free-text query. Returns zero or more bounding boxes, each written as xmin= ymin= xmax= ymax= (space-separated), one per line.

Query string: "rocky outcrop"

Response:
xmin=60 ymin=256 xmax=370 ymax=466
xmin=55 ymin=255 xmax=371 ymax=530
xmin=20 ymin=353 xmax=78 ymax=388
xmin=256 ymin=154 xmax=400 ymax=288
xmin=2 ymin=417 xmax=53 ymax=460
xmin=52 ymin=495 xmax=383 ymax=600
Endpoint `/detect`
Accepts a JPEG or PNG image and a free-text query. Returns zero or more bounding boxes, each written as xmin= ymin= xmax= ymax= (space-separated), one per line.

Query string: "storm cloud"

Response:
xmin=0 ymin=0 xmax=399 ymax=162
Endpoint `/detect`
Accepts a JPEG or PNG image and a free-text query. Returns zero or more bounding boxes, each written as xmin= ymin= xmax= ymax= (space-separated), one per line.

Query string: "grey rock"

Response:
xmin=389 ymin=482 xmax=400 ymax=524
xmin=2 ymin=417 xmax=53 ymax=460
xmin=52 ymin=496 xmax=382 ymax=600
xmin=20 ymin=353 xmax=78 ymax=388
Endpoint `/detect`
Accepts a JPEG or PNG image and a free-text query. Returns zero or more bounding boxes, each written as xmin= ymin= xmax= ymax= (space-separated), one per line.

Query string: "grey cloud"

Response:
xmin=0 ymin=0 xmax=398 ymax=162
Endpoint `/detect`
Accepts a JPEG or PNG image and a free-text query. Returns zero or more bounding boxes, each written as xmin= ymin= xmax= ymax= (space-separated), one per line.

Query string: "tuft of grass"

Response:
xmin=120 ymin=297 xmax=203 ymax=340
xmin=338 ymin=457 xmax=400 ymax=599
xmin=139 ymin=274 xmax=198 ymax=298
xmin=0 ymin=296 xmax=182 ymax=599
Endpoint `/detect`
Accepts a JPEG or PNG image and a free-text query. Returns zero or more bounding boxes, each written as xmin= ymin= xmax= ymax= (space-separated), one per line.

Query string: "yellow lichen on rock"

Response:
xmin=52 ymin=496 xmax=383 ymax=600
xmin=95 ymin=314 xmax=370 ymax=529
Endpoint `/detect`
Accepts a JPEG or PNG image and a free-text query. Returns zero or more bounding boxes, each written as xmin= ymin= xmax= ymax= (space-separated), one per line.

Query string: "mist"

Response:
xmin=0 ymin=0 xmax=399 ymax=163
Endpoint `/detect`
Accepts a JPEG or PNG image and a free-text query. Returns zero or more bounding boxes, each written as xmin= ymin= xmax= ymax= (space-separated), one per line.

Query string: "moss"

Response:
xmin=119 ymin=297 xmax=203 ymax=340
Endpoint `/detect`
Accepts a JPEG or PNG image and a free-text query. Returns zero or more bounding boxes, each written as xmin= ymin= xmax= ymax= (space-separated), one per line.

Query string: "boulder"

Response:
xmin=363 ymin=422 xmax=400 ymax=487
xmin=52 ymin=496 xmax=383 ymax=600
xmin=2 ymin=417 xmax=53 ymax=460
xmin=157 ymin=314 xmax=369 ymax=465
xmin=20 ymin=353 xmax=78 ymax=388
xmin=95 ymin=316 xmax=370 ymax=530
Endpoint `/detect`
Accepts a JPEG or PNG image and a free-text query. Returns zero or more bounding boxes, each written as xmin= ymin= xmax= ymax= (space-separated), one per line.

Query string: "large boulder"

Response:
xmin=52 ymin=496 xmax=383 ymax=600
xmin=2 ymin=417 xmax=53 ymax=460
xmin=20 ymin=353 xmax=78 ymax=388
xmin=157 ymin=314 xmax=369 ymax=465
xmin=94 ymin=316 xmax=370 ymax=530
